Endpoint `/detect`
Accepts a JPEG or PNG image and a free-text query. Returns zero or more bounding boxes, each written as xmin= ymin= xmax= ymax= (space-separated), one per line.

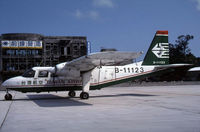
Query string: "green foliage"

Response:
xmin=169 ymin=34 xmax=199 ymax=65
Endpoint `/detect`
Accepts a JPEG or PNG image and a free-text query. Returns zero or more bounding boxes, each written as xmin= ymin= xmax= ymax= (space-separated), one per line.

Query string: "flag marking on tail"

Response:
xmin=152 ymin=43 xmax=169 ymax=58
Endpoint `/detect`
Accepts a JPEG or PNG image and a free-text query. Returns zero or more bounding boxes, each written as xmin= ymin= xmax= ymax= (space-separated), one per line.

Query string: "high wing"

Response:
xmin=66 ymin=51 xmax=143 ymax=71
xmin=53 ymin=51 xmax=143 ymax=77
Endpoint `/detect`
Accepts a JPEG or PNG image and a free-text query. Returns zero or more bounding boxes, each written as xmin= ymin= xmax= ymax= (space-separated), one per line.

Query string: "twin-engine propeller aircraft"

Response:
xmin=2 ymin=31 xmax=191 ymax=100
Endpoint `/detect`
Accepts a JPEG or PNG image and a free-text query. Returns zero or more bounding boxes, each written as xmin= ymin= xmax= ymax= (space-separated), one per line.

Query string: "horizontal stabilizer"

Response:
xmin=188 ymin=67 xmax=200 ymax=72
xmin=154 ymin=64 xmax=193 ymax=71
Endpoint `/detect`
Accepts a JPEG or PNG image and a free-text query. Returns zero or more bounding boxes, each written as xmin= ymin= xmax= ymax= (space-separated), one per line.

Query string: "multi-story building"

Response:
xmin=0 ymin=33 xmax=87 ymax=81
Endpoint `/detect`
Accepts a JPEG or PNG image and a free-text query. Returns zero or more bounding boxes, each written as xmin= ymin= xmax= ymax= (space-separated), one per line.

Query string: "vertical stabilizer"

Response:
xmin=142 ymin=31 xmax=169 ymax=65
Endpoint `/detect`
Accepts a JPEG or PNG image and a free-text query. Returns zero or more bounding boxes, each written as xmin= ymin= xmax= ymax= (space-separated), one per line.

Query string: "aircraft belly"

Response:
xmin=7 ymin=85 xmax=83 ymax=93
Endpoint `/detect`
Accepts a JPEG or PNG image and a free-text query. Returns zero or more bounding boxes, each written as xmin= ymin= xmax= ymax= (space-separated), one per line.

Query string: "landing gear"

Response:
xmin=68 ymin=91 xmax=76 ymax=97
xmin=80 ymin=92 xmax=89 ymax=99
xmin=4 ymin=93 xmax=12 ymax=100
xmin=80 ymin=71 xmax=91 ymax=100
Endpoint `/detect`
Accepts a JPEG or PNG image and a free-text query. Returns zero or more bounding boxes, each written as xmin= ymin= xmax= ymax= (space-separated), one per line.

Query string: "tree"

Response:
xmin=149 ymin=34 xmax=200 ymax=81
xmin=176 ymin=35 xmax=193 ymax=56
xmin=169 ymin=35 xmax=194 ymax=64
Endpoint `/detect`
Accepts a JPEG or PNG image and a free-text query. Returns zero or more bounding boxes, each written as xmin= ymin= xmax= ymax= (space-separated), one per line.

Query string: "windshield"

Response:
xmin=22 ymin=69 xmax=35 ymax=77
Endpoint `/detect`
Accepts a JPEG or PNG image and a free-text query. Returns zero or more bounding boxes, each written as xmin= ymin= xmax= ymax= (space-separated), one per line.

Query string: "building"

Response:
xmin=0 ymin=33 xmax=87 ymax=81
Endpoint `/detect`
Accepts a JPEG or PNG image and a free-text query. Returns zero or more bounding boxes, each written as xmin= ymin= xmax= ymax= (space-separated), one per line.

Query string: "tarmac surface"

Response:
xmin=0 ymin=85 xmax=200 ymax=132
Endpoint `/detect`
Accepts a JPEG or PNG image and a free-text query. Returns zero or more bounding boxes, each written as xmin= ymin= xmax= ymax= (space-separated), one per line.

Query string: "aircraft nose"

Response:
xmin=1 ymin=77 xmax=20 ymax=87
xmin=2 ymin=79 xmax=12 ymax=87
xmin=1 ymin=80 xmax=8 ymax=87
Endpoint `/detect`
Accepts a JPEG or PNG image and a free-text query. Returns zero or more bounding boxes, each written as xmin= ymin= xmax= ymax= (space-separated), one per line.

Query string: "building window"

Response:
xmin=38 ymin=50 xmax=42 ymax=55
xmin=46 ymin=46 xmax=50 ymax=50
xmin=67 ymin=47 xmax=71 ymax=55
xmin=53 ymin=51 xmax=57 ymax=55
xmin=74 ymin=45 xmax=78 ymax=50
xmin=80 ymin=46 xmax=86 ymax=56
xmin=61 ymin=47 xmax=64 ymax=55
xmin=74 ymin=51 xmax=79 ymax=56
xmin=26 ymin=50 xmax=32 ymax=55
xmin=6 ymin=50 xmax=16 ymax=55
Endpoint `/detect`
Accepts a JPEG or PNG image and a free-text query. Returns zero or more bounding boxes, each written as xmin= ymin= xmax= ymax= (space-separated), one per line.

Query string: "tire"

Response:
xmin=80 ymin=92 xmax=89 ymax=99
xmin=5 ymin=93 xmax=12 ymax=100
xmin=68 ymin=91 xmax=76 ymax=97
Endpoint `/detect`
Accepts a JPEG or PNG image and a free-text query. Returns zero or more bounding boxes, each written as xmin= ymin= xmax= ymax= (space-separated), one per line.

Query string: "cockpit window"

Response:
xmin=22 ymin=69 xmax=35 ymax=77
xmin=38 ymin=71 xmax=48 ymax=77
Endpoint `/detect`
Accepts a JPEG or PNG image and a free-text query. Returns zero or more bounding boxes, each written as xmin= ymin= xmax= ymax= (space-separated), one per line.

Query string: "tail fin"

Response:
xmin=142 ymin=30 xmax=169 ymax=65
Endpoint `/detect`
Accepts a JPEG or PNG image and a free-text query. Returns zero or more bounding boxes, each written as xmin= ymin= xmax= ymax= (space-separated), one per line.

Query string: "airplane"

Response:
xmin=1 ymin=30 xmax=191 ymax=100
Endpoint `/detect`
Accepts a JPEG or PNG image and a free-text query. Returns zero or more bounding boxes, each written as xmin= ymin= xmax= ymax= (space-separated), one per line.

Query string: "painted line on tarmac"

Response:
xmin=0 ymin=92 xmax=16 ymax=130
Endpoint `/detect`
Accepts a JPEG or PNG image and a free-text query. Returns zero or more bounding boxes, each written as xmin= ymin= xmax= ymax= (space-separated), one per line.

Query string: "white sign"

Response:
xmin=1 ymin=40 xmax=42 ymax=49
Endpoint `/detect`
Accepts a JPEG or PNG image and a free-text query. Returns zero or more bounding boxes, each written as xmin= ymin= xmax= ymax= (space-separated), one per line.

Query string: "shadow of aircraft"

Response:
xmin=0 ymin=93 xmax=156 ymax=107
xmin=0 ymin=94 xmax=92 ymax=107
xmin=27 ymin=94 xmax=92 ymax=107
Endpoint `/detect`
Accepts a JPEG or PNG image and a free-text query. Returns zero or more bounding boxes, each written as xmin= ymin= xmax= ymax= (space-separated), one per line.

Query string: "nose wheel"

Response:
xmin=5 ymin=93 xmax=12 ymax=100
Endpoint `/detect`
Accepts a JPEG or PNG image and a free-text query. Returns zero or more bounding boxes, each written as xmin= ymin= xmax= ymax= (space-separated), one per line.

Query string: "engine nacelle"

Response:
xmin=48 ymin=62 xmax=81 ymax=79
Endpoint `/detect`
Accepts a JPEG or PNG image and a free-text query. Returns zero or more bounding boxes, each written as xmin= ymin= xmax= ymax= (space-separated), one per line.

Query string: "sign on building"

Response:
xmin=1 ymin=40 xmax=42 ymax=49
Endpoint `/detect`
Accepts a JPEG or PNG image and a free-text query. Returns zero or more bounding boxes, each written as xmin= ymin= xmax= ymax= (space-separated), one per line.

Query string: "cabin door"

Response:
xmin=99 ymin=67 xmax=116 ymax=83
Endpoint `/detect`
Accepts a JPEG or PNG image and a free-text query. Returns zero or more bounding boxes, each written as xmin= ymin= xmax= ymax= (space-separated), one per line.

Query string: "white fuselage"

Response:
xmin=2 ymin=61 xmax=156 ymax=90
xmin=90 ymin=61 xmax=154 ymax=87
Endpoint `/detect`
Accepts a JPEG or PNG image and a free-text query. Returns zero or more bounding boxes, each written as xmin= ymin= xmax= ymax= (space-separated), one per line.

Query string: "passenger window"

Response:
xmin=22 ymin=69 xmax=35 ymax=77
xmin=38 ymin=71 xmax=48 ymax=77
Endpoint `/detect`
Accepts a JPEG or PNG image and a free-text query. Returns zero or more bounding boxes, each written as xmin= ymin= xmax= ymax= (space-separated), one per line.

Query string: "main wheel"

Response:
xmin=68 ymin=91 xmax=76 ymax=97
xmin=80 ymin=92 xmax=89 ymax=99
xmin=5 ymin=93 xmax=12 ymax=100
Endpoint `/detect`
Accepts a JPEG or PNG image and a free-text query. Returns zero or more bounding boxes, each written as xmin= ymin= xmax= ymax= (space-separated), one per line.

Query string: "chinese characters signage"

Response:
xmin=1 ymin=40 xmax=42 ymax=49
